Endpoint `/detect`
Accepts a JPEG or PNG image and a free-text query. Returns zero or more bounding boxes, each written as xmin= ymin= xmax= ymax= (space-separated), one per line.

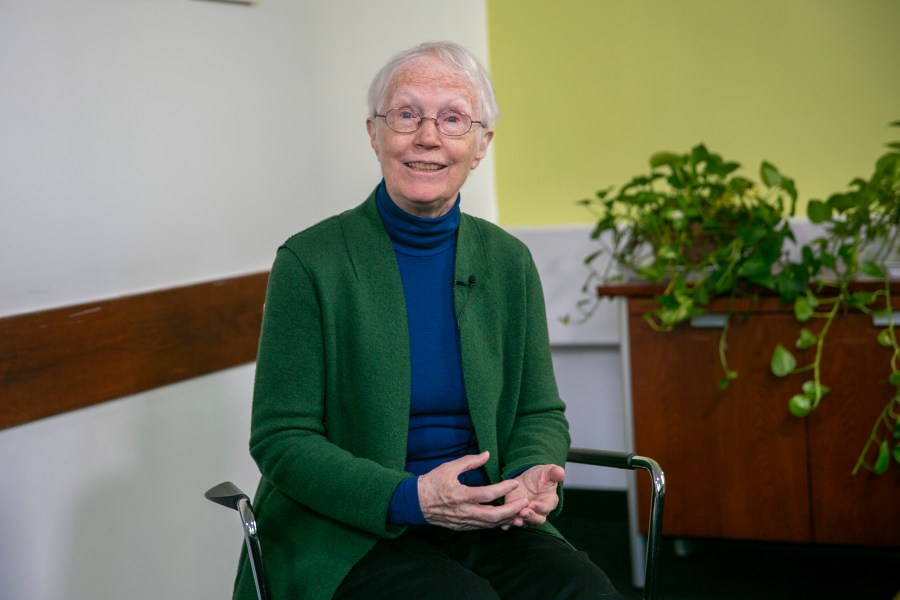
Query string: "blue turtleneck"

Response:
xmin=375 ymin=182 xmax=485 ymax=526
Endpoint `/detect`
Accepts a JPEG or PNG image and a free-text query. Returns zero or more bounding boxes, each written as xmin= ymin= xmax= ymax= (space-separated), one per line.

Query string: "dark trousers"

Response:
xmin=333 ymin=525 xmax=623 ymax=599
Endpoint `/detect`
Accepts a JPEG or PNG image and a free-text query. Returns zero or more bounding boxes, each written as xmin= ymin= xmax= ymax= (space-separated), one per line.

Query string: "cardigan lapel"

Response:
xmin=453 ymin=214 xmax=491 ymax=290
xmin=454 ymin=216 xmax=503 ymax=483
xmin=337 ymin=192 xmax=412 ymax=467
xmin=341 ymin=191 xmax=406 ymax=288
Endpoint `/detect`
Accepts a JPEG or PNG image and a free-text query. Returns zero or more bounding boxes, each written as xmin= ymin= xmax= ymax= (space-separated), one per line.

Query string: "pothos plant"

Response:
xmin=568 ymin=142 xmax=800 ymax=387
xmin=571 ymin=122 xmax=900 ymax=475
xmin=769 ymin=121 xmax=900 ymax=475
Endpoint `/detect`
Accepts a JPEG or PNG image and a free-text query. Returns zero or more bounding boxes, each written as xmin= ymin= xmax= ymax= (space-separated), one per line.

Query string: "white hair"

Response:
xmin=367 ymin=41 xmax=499 ymax=130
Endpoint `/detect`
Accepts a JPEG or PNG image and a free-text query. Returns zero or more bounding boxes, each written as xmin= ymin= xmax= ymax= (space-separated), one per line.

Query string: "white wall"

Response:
xmin=0 ymin=2 xmax=496 ymax=599
xmin=0 ymin=0 xmax=497 ymax=318
xmin=0 ymin=366 xmax=258 ymax=600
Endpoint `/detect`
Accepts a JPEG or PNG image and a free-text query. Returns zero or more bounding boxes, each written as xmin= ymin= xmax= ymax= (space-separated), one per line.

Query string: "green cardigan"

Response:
xmin=234 ymin=190 xmax=571 ymax=600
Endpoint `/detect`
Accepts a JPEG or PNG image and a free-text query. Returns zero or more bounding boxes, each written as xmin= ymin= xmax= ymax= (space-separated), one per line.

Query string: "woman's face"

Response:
xmin=366 ymin=56 xmax=493 ymax=219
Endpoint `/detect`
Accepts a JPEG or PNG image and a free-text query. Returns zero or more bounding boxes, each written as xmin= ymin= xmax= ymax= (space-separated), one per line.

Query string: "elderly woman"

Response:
xmin=235 ymin=42 xmax=621 ymax=599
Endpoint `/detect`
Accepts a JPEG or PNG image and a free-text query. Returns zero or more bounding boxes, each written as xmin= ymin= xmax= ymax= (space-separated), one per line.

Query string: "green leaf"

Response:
xmin=796 ymin=328 xmax=817 ymax=349
xmin=848 ymin=291 xmax=876 ymax=308
xmin=654 ymin=299 xmax=694 ymax=328
xmin=889 ymin=372 xmax=900 ymax=388
xmin=860 ymin=259 xmax=885 ymax=279
xmin=719 ymin=371 xmax=738 ymax=391
xmin=788 ymin=394 xmax=812 ymax=417
xmin=781 ymin=177 xmax=799 ymax=208
xmin=649 ymin=151 xmax=681 ymax=169
xmin=636 ymin=265 xmax=664 ymax=282
xmin=737 ymin=254 xmax=773 ymax=280
xmin=805 ymin=291 xmax=820 ymax=309
xmin=839 ymin=244 xmax=857 ymax=268
xmin=820 ymin=251 xmax=837 ymax=270
xmin=807 ymin=200 xmax=832 ymax=224
xmin=793 ymin=297 xmax=813 ymax=322
xmin=690 ymin=143 xmax=711 ymax=166
xmin=760 ymin=161 xmax=782 ymax=187
xmin=873 ymin=441 xmax=890 ymax=474
xmin=771 ymin=344 xmax=797 ymax=377
xmin=721 ymin=161 xmax=741 ymax=176
xmin=877 ymin=329 xmax=894 ymax=347
xmin=801 ymin=380 xmax=829 ymax=400
xmin=656 ymin=248 xmax=679 ymax=263
xmin=775 ymin=264 xmax=809 ymax=304
xmin=893 ymin=443 xmax=900 ymax=465
xmin=828 ymin=193 xmax=857 ymax=213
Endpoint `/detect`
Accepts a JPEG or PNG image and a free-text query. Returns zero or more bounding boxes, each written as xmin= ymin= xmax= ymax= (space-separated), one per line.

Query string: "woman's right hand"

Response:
xmin=418 ymin=451 xmax=529 ymax=531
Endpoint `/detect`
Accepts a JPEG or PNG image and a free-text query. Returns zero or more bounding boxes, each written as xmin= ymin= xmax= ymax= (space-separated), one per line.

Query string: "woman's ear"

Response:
xmin=366 ymin=117 xmax=381 ymax=161
xmin=470 ymin=129 xmax=494 ymax=170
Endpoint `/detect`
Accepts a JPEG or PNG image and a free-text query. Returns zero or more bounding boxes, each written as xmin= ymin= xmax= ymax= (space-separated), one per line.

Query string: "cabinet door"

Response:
xmin=629 ymin=305 xmax=812 ymax=542
xmin=805 ymin=312 xmax=900 ymax=546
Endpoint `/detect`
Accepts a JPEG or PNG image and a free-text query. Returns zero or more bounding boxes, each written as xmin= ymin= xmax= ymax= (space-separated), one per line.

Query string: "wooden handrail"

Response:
xmin=0 ymin=272 xmax=268 ymax=430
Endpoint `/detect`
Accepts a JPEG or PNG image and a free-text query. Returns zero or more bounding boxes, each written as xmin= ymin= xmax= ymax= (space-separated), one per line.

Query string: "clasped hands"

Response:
xmin=417 ymin=451 xmax=565 ymax=531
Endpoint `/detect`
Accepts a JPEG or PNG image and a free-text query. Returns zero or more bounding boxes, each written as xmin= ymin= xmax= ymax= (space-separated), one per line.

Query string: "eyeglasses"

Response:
xmin=374 ymin=107 xmax=483 ymax=137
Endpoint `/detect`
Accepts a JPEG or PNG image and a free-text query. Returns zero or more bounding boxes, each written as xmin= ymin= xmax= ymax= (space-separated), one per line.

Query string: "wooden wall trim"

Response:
xmin=0 ymin=272 xmax=268 ymax=430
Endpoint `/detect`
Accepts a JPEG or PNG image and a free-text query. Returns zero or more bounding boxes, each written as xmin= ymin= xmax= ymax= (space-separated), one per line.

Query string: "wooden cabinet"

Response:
xmin=609 ymin=285 xmax=900 ymax=546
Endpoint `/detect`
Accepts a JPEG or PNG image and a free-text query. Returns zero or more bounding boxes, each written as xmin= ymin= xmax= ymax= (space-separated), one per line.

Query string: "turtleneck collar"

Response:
xmin=375 ymin=180 xmax=460 ymax=256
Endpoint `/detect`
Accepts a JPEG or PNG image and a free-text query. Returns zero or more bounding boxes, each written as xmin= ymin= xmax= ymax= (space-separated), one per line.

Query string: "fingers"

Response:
xmin=545 ymin=464 xmax=565 ymax=484
xmin=427 ymin=452 xmax=520 ymax=503
xmin=452 ymin=450 xmax=491 ymax=474
xmin=423 ymin=492 xmax=528 ymax=530
xmin=505 ymin=463 xmax=564 ymax=527
xmin=501 ymin=515 xmax=526 ymax=531
xmin=419 ymin=452 xmax=529 ymax=531
xmin=521 ymin=463 xmax=565 ymax=488
xmin=418 ymin=457 xmax=565 ymax=531
xmin=519 ymin=507 xmax=548 ymax=526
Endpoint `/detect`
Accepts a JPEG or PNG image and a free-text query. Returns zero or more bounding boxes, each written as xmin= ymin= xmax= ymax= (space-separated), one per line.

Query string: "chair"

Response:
xmin=206 ymin=448 xmax=665 ymax=600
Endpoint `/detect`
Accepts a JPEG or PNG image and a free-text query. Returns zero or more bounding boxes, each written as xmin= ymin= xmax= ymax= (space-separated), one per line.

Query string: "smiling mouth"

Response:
xmin=406 ymin=161 xmax=445 ymax=171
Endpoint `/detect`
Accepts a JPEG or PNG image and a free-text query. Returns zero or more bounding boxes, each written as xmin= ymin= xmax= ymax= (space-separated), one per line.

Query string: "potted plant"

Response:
xmin=569 ymin=143 xmax=799 ymax=389
xmin=573 ymin=121 xmax=900 ymax=475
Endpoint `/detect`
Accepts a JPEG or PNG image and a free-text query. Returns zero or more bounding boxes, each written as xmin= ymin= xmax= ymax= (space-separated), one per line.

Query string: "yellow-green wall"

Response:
xmin=486 ymin=0 xmax=900 ymax=225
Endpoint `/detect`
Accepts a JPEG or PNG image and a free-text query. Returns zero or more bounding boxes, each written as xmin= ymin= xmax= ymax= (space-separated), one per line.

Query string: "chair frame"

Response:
xmin=206 ymin=448 xmax=664 ymax=600
xmin=205 ymin=481 xmax=270 ymax=600
xmin=565 ymin=448 xmax=665 ymax=600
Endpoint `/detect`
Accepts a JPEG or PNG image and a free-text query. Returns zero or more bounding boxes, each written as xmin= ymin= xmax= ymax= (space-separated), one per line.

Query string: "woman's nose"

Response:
xmin=414 ymin=118 xmax=442 ymax=145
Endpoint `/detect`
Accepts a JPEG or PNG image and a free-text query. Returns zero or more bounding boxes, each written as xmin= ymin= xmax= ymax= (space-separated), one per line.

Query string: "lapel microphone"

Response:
xmin=451 ymin=275 xmax=477 ymax=326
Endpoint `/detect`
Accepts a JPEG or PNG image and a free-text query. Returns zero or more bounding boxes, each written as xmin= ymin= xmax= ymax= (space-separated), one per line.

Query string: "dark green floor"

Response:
xmin=555 ymin=489 xmax=900 ymax=600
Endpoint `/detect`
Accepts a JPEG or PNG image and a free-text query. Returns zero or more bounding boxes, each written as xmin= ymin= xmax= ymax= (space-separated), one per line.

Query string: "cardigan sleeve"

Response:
xmin=249 ymin=246 xmax=410 ymax=539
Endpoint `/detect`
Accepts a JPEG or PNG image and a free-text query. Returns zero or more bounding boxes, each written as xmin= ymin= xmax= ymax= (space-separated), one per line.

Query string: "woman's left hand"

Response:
xmin=503 ymin=464 xmax=565 ymax=529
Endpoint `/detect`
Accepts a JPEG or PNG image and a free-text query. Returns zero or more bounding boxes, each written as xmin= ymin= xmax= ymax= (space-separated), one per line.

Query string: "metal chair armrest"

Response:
xmin=566 ymin=448 xmax=666 ymax=600
xmin=205 ymin=482 xmax=270 ymax=600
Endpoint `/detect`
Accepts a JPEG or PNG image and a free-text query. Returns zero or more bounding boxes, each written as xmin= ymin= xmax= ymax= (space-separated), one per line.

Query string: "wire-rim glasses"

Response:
xmin=374 ymin=107 xmax=483 ymax=137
